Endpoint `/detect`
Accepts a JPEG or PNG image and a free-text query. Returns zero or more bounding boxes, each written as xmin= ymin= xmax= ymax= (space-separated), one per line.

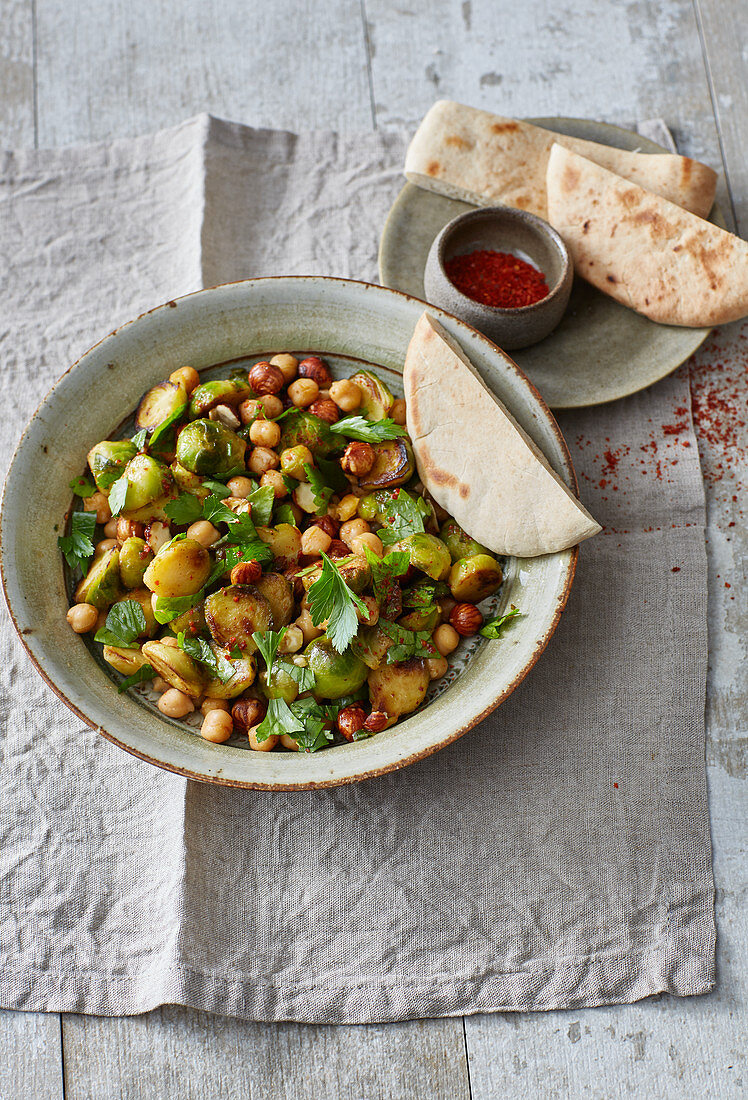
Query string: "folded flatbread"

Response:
xmin=546 ymin=144 xmax=748 ymax=327
xmin=405 ymin=101 xmax=716 ymax=220
xmin=403 ymin=313 xmax=601 ymax=557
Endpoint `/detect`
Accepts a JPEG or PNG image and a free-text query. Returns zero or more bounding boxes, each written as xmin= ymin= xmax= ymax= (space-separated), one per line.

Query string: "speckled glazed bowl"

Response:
xmin=1 ymin=277 xmax=578 ymax=790
xmin=424 ymin=207 xmax=573 ymax=350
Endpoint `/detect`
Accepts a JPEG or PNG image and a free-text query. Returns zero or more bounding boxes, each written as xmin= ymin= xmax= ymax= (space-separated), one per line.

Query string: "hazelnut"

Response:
xmin=308 ymin=398 xmax=340 ymax=424
xmin=336 ymin=704 xmax=367 ymax=742
xmin=327 ymin=539 xmax=350 ymax=559
xmin=449 ymin=603 xmax=484 ymax=637
xmin=340 ymin=441 xmax=376 ymax=477
xmin=363 ymin=710 xmax=388 ymax=733
xmin=231 ymin=697 xmax=268 ymax=733
xmin=249 ymin=361 xmax=285 ymax=396
xmin=230 ymin=560 xmax=262 ymax=585
xmin=298 ymin=356 xmax=333 ymax=387
xmin=209 ymin=403 xmax=241 ymax=430
xmin=311 ymin=514 xmax=339 ymax=539
xmin=117 ymin=517 xmax=144 ymax=542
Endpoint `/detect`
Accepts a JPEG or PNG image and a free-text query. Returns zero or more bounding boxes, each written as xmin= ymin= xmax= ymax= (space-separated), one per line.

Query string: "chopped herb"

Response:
xmin=149 ymin=402 xmax=188 ymax=453
xmin=251 ymin=628 xmax=287 ymax=686
xmin=352 ymin=728 xmax=373 ymax=741
xmin=164 ymin=492 xmax=204 ymax=525
xmin=307 ymin=553 xmax=368 ymax=653
xmin=94 ymin=599 xmax=147 ymax=648
xmin=107 ymin=475 xmax=129 ymax=517
xmin=376 ymin=488 xmax=430 ymax=546
xmin=330 ymin=416 xmax=406 ymax=443
xmin=479 ymin=607 xmax=522 ymax=639
xmin=130 ymin=428 xmax=148 ymax=451
xmin=117 ymin=664 xmax=155 ymax=693
xmin=314 ymin=455 xmax=349 ymax=493
xmin=281 ymin=473 xmax=299 ymax=493
xmin=153 ymin=591 xmax=204 ymax=625
xmin=247 ymin=484 xmax=274 ymax=526
xmin=254 ymin=696 xmax=303 ymax=742
xmin=274 ymin=503 xmax=298 ymax=527
xmin=177 ymin=632 xmax=235 ymax=683
xmin=277 ymin=658 xmax=315 ymax=693
xmin=69 ymin=474 xmax=97 ymax=499
xmin=57 ymin=511 xmax=97 ymax=573
xmin=363 ymin=545 xmax=409 ymax=616
xmin=202 ymin=494 xmax=272 ymax=564
xmin=288 ymin=696 xmax=334 ymax=752
xmin=378 ymin=619 xmax=439 ymax=663
xmin=303 ymin=463 xmax=334 ymax=516
xmin=202 ymin=479 xmax=232 ymax=498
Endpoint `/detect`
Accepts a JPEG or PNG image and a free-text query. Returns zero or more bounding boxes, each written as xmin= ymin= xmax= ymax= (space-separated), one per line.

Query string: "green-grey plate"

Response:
xmin=379 ymin=118 xmax=718 ymax=409
xmin=1 ymin=277 xmax=578 ymax=790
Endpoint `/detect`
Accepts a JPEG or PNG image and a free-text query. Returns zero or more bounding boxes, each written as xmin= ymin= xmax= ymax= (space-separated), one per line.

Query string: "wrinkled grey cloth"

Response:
xmin=0 ymin=115 xmax=714 ymax=1021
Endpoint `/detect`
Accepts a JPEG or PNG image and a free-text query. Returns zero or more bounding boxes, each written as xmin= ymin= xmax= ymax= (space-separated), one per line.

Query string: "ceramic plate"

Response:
xmin=1 ymin=277 xmax=577 ymax=790
xmin=379 ymin=118 xmax=719 ymax=409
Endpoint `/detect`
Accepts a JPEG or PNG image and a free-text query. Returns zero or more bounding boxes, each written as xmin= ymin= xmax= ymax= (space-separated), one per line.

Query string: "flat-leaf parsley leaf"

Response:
xmin=57 ymin=511 xmax=97 ymax=573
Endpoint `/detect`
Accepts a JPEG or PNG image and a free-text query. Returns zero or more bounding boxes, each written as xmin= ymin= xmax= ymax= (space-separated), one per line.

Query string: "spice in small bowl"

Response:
xmin=423 ymin=207 xmax=573 ymax=350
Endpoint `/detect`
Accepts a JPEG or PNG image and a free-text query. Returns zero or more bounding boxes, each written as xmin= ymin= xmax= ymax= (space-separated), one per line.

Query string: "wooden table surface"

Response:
xmin=1 ymin=1 xmax=745 ymax=1096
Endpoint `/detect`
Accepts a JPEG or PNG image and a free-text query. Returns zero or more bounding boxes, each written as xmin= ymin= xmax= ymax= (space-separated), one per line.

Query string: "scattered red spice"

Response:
xmin=671 ymin=567 xmax=681 ymax=573
xmin=444 ymin=249 xmax=549 ymax=308
xmin=662 ymin=421 xmax=687 ymax=435
xmin=613 ymin=782 xmax=619 ymax=789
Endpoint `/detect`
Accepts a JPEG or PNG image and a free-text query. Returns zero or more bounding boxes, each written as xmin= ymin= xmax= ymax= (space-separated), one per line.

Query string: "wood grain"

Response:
xmin=0 ymin=0 xmax=35 ymax=145
xmin=0 ymin=1011 xmax=63 ymax=1100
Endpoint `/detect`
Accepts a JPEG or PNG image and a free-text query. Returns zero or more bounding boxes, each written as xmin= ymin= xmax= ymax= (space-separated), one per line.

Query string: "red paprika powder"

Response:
xmin=445 ymin=249 xmax=549 ymax=308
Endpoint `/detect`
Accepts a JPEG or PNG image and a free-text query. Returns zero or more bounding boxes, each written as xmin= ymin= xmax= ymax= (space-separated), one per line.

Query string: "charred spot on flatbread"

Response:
xmin=426 ymin=160 xmax=440 ymax=176
xmin=490 ymin=121 xmax=519 ymax=134
xmin=445 ymin=135 xmax=471 ymax=150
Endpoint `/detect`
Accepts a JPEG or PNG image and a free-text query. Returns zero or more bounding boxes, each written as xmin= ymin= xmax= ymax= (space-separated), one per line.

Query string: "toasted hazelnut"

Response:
xmin=449 ymin=603 xmax=484 ymax=637
xmin=308 ymin=397 xmax=340 ymax=424
xmin=337 ymin=704 xmax=367 ymax=742
xmin=209 ymin=403 xmax=241 ymax=430
xmin=117 ymin=517 xmax=144 ymax=542
xmin=311 ymin=514 xmax=339 ymax=539
xmin=298 ymin=356 xmax=333 ymax=387
xmin=327 ymin=539 xmax=350 ymax=558
xmin=363 ymin=710 xmax=388 ymax=733
xmin=231 ymin=697 xmax=268 ymax=733
xmin=249 ymin=361 xmax=285 ymax=395
xmin=341 ymin=441 xmax=375 ymax=477
xmin=230 ymin=560 xmax=262 ymax=585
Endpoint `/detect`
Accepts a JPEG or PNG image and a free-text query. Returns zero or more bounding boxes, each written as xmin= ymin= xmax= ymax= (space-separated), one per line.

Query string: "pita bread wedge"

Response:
xmin=546 ymin=144 xmax=748 ymax=327
xmin=404 ymin=313 xmax=601 ymax=557
xmin=405 ymin=101 xmax=716 ymax=220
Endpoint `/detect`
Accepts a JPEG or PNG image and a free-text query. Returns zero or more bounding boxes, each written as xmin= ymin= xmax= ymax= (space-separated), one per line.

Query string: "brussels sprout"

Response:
xmin=391 ymin=533 xmax=451 ymax=581
xmin=256 ymin=523 xmax=302 ymax=568
xmin=170 ymin=461 xmax=209 ymax=499
xmin=204 ymin=585 xmax=273 ymax=649
xmin=357 ymin=493 xmax=380 ymax=522
xmin=102 ymin=645 xmax=151 ymax=676
xmin=305 ymin=638 xmax=368 ymax=699
xmin=280 ymin=445 xmax=314 ymax=480
xmin=115 ymin=587 xmax=157 ymax=637
xmin=87 ymin=440 xmax=138 ymax=492
xmin=350 ymin=370 xmax=394 ymax=420
xmin=300 ymin=554 xmax=371 ymax=596
xmin=368 ymin=659 xmax=429 ymax=718
xmin=143 ymin=538 xmax=211 ymax=598
xmin=119 ymin=536 xmax=154 ymax=589
xmin=259 ymin=666 xmax=299 ymax=703
xmin=119 ymin=454 xmax=174 ymax=515
xmin=254 ymin=573 xmax=294 ymax=628
xmin=204 ymin=652 xmax=257 ymax=699
xmin=398 ymin=605 xmax=440 ymax=633
xmin=189 ymin=378 xmax=252 ymax=418
xmin=439 ymin=519 xmax=491 ymax=563
xmin=176 ymin=418 xmax=247 ymax=477
xmin=75 ymin=547 xmax=121 ymax=609
xmin=279 ymin=410 xmax=336 ymax=457
xmin=352 ymin=623 xmax=393 ymax=670
xmin=170 ymin=601 xmax=206 ymax=638
xmin=136 ymin=380 xmax=188 ymax=432
xmin=358 ymin=438 xmax=414 ymax=490
xmin=448 ymin=554 xmax=503 ymax=602
xmin=141 ymin=640 xmax=206 ymax=697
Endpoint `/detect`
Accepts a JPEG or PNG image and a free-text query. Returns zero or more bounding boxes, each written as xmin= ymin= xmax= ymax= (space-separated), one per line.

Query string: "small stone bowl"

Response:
xmin=423 ymin=206 xmax=573 ymax=351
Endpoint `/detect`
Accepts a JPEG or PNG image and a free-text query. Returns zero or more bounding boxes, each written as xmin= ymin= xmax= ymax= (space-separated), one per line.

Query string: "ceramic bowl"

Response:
xmin=423 ymin=207 xmax=573 ymax=350
xmin=1 ymin=277 xmax=578 ymax=790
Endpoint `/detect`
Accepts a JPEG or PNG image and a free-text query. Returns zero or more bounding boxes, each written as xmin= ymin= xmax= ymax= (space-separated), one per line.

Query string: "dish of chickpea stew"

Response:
xmin=60 ymin=354 xmax=517 ymax=752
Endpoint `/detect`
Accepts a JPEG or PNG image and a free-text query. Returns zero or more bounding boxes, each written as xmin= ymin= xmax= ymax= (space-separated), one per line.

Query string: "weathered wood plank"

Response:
xmin=62 ymin=1009 xmax=471 ymax=1100
xmin=0 ymin=0 xmax=35 ymax=146
xmin=0 ymin=1011 xmax=64 ymax=1100
xmin=34 ymin=0 xmax=373 ymax=146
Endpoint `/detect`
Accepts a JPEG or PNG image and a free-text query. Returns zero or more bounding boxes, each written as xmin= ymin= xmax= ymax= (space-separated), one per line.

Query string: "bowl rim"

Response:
xmin=432 ymin=205 xmax=572 ymax=315
xmin=1 ymin=275 xmax=578 ymax=790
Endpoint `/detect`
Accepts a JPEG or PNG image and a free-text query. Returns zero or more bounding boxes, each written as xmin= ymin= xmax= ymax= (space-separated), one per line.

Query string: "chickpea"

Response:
xmin=278 ymin=624 xmax=304 ymax=654
xmin=226 ymin=475 xmax=255 ymax=499
xmin=280 ymin=445 xmax=313 ymax=480
xmin=351 ymin=532 xmax=383 ymax=558
xmin=340 ymin=517 xmax=370 ymax=548
xmin=433 ymin=623 xmax=460 ymax=656
xmin=280 ymin=733 xmax=300 ymax=751
xmin=269 ymin=353 xmax=299 ymax=383
xmin=356 ymin=595 xmax=379 ymax=626
xmin=301 ymin=525 xmax=332 ymax=557
xmin=96 ymin=538 xmax=118 ymax=553
xmin=186 ymin=519 xmax=220 ymax=548
xmin=296 ymin=609 xmax=324 ymax=645
xmin=117 ymin=516 xmax=143 ymax=543
xmin=200 ymin=710 xmax=233 ymax=743
xmin=153 ymin=676 xmax=170 ymax=694
xmin=169 ymin=366 xmax=200 ymax=393
xmin=329 ymin=379 xmax=362 ymax=413
xmin=427 ymin=656 xmax=449 ymax=680
xmin=249 ymin=418 xmax=281 ymax=448
xmin=104 ymin=518 xmax=119 ymax=539
xmin=158 ymin=688 xmax=195 ymax=718
xmin=201 ymin=698 xmax=230 ymax=715
xmin=391 ymin=398 xmax=407 ymax=426
xmin=146 ymin=521 xmax=171 ymax=555
xmin=287 ymin=378 xmax=319 ymax=408
xmin=83 ymin=491 xmax=111 ymax=524
xmin=260 ymin=469 xmax=289 ymax=499
xmin=66 ymin=603 xmax=98 ymax=633
xmin=334 ymin=494 xmax=360 ymax=522
xmin=248 ymin=726 xmax=278 ymax=752
xmin=239 ymin=395 xmax=283 ymax=423
xmin=249 ymin=446 xmax=279 ymax=476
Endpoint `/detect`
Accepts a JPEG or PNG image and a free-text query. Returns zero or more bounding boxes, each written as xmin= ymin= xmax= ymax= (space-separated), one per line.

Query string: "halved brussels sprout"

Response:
xmin=357 ymin=438 xmax=414 ymax=491
xmin=439 ymin=519 xmax=491 ymax=563
xmin=175 ymin=418 xmax=247 ymax=477
xmin=350 ymin=370 xmax=394 ymax=420
xmin=87 ymin=440 xmax=137 ymax=492
xmin=254 ymin=573 xmax=294 ymax=628
xmin=170 ymin=461 xmax=209 ymax=499
xmin=143 ymin=538 xmax=211 ymax=598
xmin=115 ymin=588 xmax=157 ymax=637
xmin=75 ymin=547 xmax=121 ymax=609
xmin=204 ymin=652 xmax=257 ymax=699
xmin=119 ymin=454 xmax=174 ymax=515
xmin=119 ymin=537 xmax=154 ymax=589
xmin=368 ymin=659 xmax=429 ymax=718
xmin=256 ymin=523 xmax=302 ymax=568
xmin=304 ymin=638 xmax=368 ymax=699
xmin=259 ymin=666 xmax=299 ymax=703
xmin=170 ymin=601 xmax=206 ymax=637
xmin=189 ymin=378 xmax=252 ymax=418
xmin=352 ymin=623 xmax=393 ymax=670
xmin=391 ymin=533 xmax=451 ymax=581
xmin=204 ymin=585 xmax=273 ymax=649
xmin=300 ymin=554 xmax=371 ymax=596
xmin=141 ymin=640 xmax=206 ymax=697
xmin=279 ymin=410 xmax=336 ymax=457
xmin=102 ymin=645 xmax=151 ymax=676
xmin=448 ymin=554 xmax=503 ymax=602
xmin=398 ymin=605 xmax=440 ymax=633
xmin=136 ymin=380 xmax=187 ymax=432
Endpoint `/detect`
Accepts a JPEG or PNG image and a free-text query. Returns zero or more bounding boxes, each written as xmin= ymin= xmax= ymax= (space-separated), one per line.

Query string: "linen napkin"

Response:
xmin=0 ymin=115 xmax=714 ymax=1021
